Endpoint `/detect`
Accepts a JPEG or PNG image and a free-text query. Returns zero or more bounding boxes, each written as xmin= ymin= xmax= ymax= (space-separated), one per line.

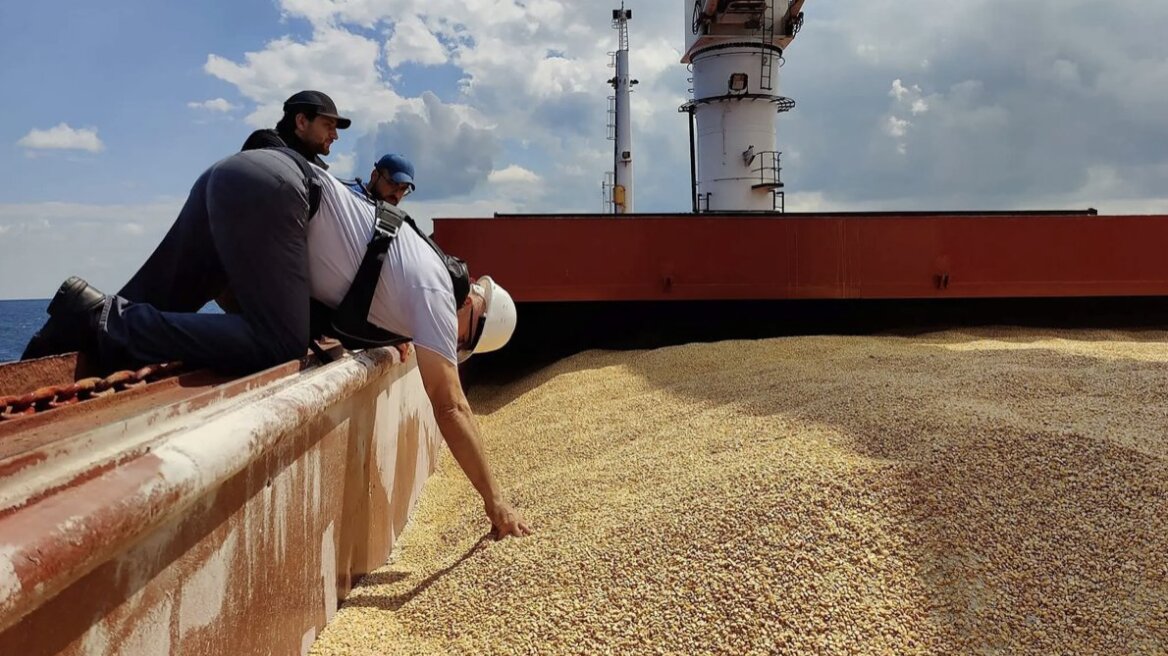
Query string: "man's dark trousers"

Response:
xmin=104 ymin=149 xmax=312 ymax=373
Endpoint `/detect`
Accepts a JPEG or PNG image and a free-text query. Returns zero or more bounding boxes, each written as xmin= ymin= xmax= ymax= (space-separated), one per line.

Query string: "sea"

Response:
xmin=0 ymin=299 xmax=223 ymax=364
xmin=0 ymin=299 xmax=49 ymax=364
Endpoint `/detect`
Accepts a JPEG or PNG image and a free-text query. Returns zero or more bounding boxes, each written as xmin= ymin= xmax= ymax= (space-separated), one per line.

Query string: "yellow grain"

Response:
xmin=311 ymin=327 xmax=1168 ymax=655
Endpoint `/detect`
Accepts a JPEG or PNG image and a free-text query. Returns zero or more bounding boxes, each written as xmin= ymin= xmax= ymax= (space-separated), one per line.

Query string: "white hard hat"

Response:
xmin=458 ymin=275 xmax=517 ymax=363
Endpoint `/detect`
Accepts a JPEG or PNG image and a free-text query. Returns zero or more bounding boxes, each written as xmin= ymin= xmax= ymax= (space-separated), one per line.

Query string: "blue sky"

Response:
xmin=0 ymin=0 xmax=289 ymax=203
xmin=1 ymin=0 xmax=1166 ymax=298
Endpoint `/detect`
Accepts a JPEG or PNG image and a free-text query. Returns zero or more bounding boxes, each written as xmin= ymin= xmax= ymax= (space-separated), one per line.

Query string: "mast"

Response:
xmin=607 ymin=4 xmax=635 ymax=214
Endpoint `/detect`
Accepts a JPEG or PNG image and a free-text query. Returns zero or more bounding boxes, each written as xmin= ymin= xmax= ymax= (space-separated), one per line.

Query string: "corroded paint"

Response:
xmin=0 ymin=347 xmax=442 ymax=655
xmin=0 ymin=354 xmax=86 ymax=398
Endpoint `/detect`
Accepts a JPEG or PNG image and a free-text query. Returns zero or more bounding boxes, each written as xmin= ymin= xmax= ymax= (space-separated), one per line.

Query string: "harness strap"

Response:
xmin=274 ymin=147 xmax=321 ymax=219
xmin=327 ymin=205 xmax=410 ymax=348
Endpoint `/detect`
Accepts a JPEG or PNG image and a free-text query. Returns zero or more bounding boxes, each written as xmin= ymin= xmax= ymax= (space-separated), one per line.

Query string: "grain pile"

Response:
xmin=311 ymin=328 xmax=1168 ymax=655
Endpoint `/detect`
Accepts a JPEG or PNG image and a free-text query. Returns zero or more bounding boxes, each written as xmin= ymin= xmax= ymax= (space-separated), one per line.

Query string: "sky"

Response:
xmin=0 ymin=0 xmax=1166 ymax=299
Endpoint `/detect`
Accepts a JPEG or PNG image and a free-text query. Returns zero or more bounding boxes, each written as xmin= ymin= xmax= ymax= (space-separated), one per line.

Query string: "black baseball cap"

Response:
xmin=282 ymin=90 xmax=351 ymax=129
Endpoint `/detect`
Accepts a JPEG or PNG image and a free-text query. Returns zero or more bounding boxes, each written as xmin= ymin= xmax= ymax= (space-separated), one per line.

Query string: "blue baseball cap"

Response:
xmin=374 ymin=154 xmax=415 ymax=190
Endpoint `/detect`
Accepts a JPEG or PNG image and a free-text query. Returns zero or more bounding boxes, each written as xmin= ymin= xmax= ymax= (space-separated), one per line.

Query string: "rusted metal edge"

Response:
xmin=0 ymin=370 xmax=227 ymax=461
xmin=0 ymin=341 xmax=348 ymax=467
xmin=0 ymin=355 xmax=87 ymax=398
xmin=0 ymin=341 xmax=346 ymax=433
xmin=0 ymin=347 xmax=405 ymax=634
xmin=0 ymin=363 xmax=187 ymax=423
xmin=0 ymin=361 xmax=313 ymax=524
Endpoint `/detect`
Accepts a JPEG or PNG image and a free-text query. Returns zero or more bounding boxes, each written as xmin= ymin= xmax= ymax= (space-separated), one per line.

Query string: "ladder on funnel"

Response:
xmin=760 ymin=0 xmax=775 ymax=90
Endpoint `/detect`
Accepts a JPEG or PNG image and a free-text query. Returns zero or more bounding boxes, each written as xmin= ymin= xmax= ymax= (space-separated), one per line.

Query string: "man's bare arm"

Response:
xmin=414 ymin=345 xmax=530 ymax=538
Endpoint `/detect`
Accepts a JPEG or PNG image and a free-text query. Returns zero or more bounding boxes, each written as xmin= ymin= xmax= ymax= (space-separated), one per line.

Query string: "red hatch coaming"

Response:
xmin=432 ymin=212 xmax=1168 ymax=302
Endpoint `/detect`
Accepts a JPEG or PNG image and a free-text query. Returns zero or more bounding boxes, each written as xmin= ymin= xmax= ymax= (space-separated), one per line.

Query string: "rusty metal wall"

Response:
xmin=432 ymin=212 xmax=1168 ymax=301
xmin=0 ymin=348 xmax=442 ymax=655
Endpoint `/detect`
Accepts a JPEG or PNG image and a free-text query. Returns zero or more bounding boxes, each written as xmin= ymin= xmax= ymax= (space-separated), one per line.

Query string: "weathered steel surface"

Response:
xmin=0 ymin=347 xmax=442 ymax=655
xmin=0 ymin=354 xmax=89 ymax=398
xmin=0 ymin=362 xmax=187 ymax=423
xmin=432 ymin=212 xmax=1168 ymax=301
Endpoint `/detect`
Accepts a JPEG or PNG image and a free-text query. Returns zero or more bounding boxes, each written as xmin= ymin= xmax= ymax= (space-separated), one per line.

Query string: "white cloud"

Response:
xmin=856 ymin=43 xmax=879 ymax=62
xmin=884 ymin=116 xmax=910 ymax=139
xmin=889 ymin=79 xmax=930 ymax=116
xmin=8 ymin=0 xmax=1168 ymax=301
xmin=209 ymin=0 xmax=638 ymax=210
xmin=193 ymin=0 xmax=1168 ymax=220
xmin=0 ymin=200 xmax=184 ymax=298
xmin=204 ymin=27 xmax=416 ymax=130
xmin=385 ymin=14 xmax=448 ymax=68
xmin=784 ymin=191 xmax=876 ymax=213
xmin=403 ymin=198 xmax=526 ymax=236
xmin=17 ymin=123 xmax=104 ymax=153
xmin=488 ymin=165 xmax=541 ymax=185
xmin=884 ymin=114 xmax=911 ymax=155
xmin=187 ymin=98 xmax=238 ymax=112
xmin=880 ymin=79 xmax=931 ymax=156
xmin=889 ymin=78 xmax=912 ymax=101
xmin=0 ymin=200 xmax=184 ymax=227
xmin=356 ymin=91 xmax=500 ymax=200
xmin=329 ymin=152 xmax=356 ymax=178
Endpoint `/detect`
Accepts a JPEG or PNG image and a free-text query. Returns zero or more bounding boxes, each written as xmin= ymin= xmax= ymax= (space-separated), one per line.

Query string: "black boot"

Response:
xmin=21 ymin=277 xmax=108 ymax=360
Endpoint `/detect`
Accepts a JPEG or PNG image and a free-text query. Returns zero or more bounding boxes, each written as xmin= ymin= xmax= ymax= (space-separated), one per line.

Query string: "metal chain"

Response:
xmin=0 ymin=361 xmax=184 ymax=421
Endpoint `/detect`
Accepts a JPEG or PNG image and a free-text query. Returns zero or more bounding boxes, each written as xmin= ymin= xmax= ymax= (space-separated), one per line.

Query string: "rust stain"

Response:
xmin=0 ymin=451 xmax=48 ymax=481
xmin=0 ymin=363 xmax=185 ymax=425
xmin=0 ymin=355 xmax=88 ymax=398
xmin=0 ymin=347 xmax=440 ymax=655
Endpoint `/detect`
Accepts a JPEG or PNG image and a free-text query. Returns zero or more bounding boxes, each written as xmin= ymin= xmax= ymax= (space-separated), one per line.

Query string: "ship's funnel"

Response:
xmin=680 ymin=0 xmax=804 ymax=213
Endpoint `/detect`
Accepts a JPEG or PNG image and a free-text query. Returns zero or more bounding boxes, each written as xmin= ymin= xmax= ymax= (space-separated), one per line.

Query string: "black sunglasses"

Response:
xmin=375 ymin=171 xmax=412 ymax=196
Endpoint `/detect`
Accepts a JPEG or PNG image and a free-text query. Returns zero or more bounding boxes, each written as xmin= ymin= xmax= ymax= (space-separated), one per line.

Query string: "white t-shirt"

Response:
xmin=306 ymin=165 xmax=459 ymax=363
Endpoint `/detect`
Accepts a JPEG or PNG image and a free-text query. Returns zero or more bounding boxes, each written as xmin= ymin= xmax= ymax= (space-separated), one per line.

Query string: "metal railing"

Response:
xmin=750 ymin=150 xmax=784 ymax=189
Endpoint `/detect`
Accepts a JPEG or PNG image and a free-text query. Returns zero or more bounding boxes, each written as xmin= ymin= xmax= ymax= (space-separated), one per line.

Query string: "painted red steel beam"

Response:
xmin=432 ymin=212 xmax=1168 ymax=302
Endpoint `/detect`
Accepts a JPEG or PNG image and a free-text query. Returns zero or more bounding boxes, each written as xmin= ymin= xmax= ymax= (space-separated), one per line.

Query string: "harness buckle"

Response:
xmin=374 ymin=201 xmax=405 ymax=239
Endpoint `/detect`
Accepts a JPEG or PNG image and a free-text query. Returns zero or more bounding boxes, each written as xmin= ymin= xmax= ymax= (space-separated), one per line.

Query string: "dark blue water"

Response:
xmin=0 ymin=299 xmax=224 ymax=364
xmin=0 ymin=299 xmax=50 ymax=363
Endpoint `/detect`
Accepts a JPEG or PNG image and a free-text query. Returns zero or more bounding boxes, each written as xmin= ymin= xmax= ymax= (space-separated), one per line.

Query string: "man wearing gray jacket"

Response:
xmin=22 ymin=146 xmax=531 ymax=539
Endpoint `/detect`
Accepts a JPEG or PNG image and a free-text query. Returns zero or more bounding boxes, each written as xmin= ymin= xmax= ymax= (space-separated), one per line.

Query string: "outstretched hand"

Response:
xmin=488 ymin=500 xmax=532 ymax=539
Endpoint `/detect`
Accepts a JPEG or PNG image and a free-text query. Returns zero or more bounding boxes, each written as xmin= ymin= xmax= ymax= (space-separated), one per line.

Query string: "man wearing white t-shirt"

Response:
xmin=22 ymin=148 xmax=530 ymax=539
xmin=306 ymin=157 xmax=530 ymax=538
